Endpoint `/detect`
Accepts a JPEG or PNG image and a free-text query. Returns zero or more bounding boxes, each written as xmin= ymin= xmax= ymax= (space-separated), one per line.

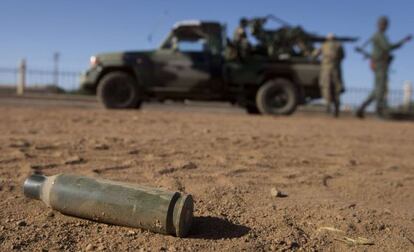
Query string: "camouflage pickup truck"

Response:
xmin=81 ymin=20 xmax=326 ymax=115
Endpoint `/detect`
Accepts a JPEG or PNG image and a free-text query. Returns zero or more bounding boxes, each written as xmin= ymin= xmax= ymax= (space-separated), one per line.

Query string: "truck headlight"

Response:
xmin=90 ymin=56 xmax=100 ymax=67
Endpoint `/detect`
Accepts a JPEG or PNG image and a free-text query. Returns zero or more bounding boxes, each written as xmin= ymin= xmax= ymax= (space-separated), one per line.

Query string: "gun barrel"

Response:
xmin=336 ymin=37 xmax=359 ymax=42
xmin=309 ymin=35 xmax=358 ymax=43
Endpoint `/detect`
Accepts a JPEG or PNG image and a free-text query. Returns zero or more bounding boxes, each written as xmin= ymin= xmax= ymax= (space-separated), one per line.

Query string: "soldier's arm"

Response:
xmin=373 ymin=33 xmax=402 ymax=52
xmin=392 ymin=35 xmax=412 ymax=50
xmin=380 ymin=34 xmax=411 ymax=51
xmin=312 ymin=47 xmax=322 ymax=58
xmin=389 ymin=40 xmax=404 ymax=51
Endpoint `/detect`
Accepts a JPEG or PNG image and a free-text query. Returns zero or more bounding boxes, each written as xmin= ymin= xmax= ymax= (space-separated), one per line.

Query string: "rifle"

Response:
xmin=355 ymin=46 xmax=394 ymax=70
xmin=355 ymin=46 xmax=371 ymax=59
xmin=355 ymin=34 xmax=412 ymax=63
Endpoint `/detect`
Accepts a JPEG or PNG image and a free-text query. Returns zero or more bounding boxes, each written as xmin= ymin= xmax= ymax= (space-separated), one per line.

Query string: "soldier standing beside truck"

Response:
xmin=356 ymin=16 xmax=412 ymax=118
xmin=314 ymin=33 xmax=345 ymax=117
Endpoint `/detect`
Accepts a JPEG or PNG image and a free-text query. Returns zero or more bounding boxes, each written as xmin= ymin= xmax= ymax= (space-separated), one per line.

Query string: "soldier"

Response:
xmin=356 ymin=16 xmax=412 ymax=118
xmin=314 ymin=33 xmax=345 ymax=117
xmin=232 ymin=17 xmax=251 ymax=59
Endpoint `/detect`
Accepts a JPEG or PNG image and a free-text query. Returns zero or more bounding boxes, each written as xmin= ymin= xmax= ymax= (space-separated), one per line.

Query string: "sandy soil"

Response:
xmin=0 ymin=104 xmax=413 ymax=251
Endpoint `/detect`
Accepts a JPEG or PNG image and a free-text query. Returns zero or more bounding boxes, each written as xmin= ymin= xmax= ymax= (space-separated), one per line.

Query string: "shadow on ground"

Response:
xmin=188 ymin=216 xmax=250 ymax=240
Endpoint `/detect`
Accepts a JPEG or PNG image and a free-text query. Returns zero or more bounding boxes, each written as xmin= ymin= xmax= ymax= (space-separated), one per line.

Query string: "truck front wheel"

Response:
xmin=256 ymin=79 xmax=298 ymax=115
xmin=97 ymin=72 xmax=141 ymax=109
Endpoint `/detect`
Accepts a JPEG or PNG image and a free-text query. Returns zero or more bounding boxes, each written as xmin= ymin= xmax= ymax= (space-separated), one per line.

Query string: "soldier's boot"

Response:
xmin=333 ymin=102 xmax=340 ymax=118
xmin=356 ymin=101 xmax=370 ymax=119
xmin=376 ymin=107 xmax=391 ymax=120
xmin=355 ymin=109 xmax=364 ymax=119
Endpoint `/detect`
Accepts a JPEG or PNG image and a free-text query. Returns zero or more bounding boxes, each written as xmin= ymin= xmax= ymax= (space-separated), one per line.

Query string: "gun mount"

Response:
xmin=247 ymin=15 xmax=358 ymax=59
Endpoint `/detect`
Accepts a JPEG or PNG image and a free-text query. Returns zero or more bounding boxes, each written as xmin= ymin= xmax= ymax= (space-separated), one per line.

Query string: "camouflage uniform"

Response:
xmin=357 ymin=17 xmax=411 ymax=118
xmin=357 ymin=32 xmax=404 ymax=116
xmin=317 ymin=39 xmax=345 ymax=116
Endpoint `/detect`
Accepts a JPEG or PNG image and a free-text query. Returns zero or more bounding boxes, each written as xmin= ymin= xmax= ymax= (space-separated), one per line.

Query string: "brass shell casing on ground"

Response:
xmin=23 ymin=174 xmax=193 ymax=237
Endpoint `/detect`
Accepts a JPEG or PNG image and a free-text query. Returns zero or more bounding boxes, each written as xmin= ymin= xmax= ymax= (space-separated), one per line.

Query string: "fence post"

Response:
xmin=403 ymin=81 xmax=412 ymax=111
xmin=53 ymin=52 xmax=60 ymax=86
xmin=17 ymin=59 xmax=26 ymax=95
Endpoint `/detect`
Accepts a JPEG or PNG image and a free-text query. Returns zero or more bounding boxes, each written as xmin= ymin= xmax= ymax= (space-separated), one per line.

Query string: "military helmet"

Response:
xmin=240 ymin=17 xmax=248 ymax=27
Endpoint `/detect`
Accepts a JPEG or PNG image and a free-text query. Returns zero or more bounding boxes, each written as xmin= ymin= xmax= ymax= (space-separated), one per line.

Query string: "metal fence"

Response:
xmin=340 ymin=86 xmax=406 ymax=110
xmin=0 ymin=64 xmax=411 ymax=109
xmin=0 ymin=67 xmax=18 ymax=86
xmin=0 ymin=65 xmax=81 ymax=92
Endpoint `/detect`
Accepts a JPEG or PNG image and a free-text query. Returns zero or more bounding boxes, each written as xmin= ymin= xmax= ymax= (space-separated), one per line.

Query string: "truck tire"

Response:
xmin=256 ymin=79 xmax=298 ymax=115
xmin=97 ymin=72 xmax=141 ymax=109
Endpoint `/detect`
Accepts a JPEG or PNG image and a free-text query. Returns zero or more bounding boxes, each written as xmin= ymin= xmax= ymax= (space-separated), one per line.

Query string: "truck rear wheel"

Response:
xmin=256 ymin=79 xmax=298 ymax=115
xmin=97 ymin=72 xmax=141 ymax=109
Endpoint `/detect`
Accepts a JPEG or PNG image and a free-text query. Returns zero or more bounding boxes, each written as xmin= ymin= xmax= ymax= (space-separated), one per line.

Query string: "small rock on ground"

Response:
xmin=64 ymin=156 xmax=85 ymax=165
xmin=17 ymin=220 xmax=27 ymax=226
xmin=85 ymin=243 xmax=96 ymax=251
xmin=270 ymin=187 xmax=288 ymax=198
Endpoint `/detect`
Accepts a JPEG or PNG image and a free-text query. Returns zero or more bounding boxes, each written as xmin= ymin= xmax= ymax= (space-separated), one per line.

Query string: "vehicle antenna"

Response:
xmin=265 ymin=14 xmax=292 ymax=27
xmin=147 ymin=10 xmax=169 ymax=43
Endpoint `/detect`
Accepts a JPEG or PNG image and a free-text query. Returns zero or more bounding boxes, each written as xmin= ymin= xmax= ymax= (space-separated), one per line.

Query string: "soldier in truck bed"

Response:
xmin=232 ymin=17 xmax=251 ymax=59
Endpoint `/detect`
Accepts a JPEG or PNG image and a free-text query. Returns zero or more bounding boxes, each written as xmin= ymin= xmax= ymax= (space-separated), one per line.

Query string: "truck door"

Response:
xmin=152 ymin=38 xmax=216 ymax=94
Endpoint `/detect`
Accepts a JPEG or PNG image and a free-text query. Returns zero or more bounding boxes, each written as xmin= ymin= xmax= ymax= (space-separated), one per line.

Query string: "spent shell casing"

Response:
xmin=23 ymin=174 xmax=193 ymax=237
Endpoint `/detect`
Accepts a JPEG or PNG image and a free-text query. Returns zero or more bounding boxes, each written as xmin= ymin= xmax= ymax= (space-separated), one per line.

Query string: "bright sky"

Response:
xmin=1 ymin=0 xmax=413 ymax=89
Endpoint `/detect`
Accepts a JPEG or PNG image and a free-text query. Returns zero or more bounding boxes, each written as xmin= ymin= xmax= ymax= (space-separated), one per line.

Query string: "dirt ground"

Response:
xmin=0 ymin=103 xmax=413 ymax=251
